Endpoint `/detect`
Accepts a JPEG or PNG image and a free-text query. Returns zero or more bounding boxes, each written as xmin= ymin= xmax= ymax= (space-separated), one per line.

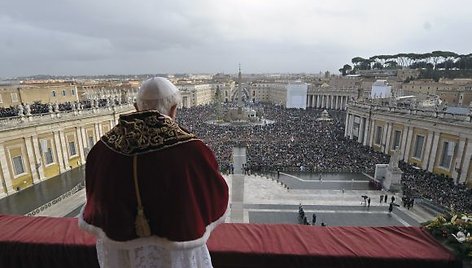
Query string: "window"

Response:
xmin=375 ymin=126 xmax=382 ymax=145
xmin=51 ymin=91 xmax=56 ymax=97
xmin=69 ymin=141 xmax=77 ymax=156
xmin=88 ymin=136 xmax=95 ymax=148
xmin=12 ymin=155 xmax=25 ymax=175
xmin=11 ymin=92 xmax=18 ymax=102
xmin=392 ymin=130 xmax=401 ymax=150
xmin=62 ymin=90 xmax=66 ymax=96
xmin=439 ymin=141 xmax=455 ymax=169
xmin=71 ymin=89 xmax=76 ymax=96
xmin=44 ymin=147 xmax=54 ymax=165
xmin=413 ymin=135 xmax=425 ymax=159
xmin=353 ymin=123 xmax=359 ymax=137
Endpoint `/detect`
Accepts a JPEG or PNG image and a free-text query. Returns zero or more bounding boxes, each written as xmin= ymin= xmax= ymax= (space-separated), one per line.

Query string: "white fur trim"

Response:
xmin=78 ymin=204 xmax=229 ymax=250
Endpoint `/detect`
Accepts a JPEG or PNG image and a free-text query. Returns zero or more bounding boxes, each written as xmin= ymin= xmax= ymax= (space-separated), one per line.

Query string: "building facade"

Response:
xmin=0 ymin=105 xmax=134 ymax=196
xmin=345 ymin=102 xmax=472 ymax=187
xmin=0 ymin=83 xmax=78 ymax=108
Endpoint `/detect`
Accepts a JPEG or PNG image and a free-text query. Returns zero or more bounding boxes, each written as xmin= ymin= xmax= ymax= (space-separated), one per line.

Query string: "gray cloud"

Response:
xmin=0 ymin=0 xmax=471 ymax=77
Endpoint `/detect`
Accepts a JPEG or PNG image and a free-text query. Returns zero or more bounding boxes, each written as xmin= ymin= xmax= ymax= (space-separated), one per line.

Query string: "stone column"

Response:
xmin=422 ymin=131 xmax=436 ymax=171
xmin=94 ymin=123 xmax=101 ymax=141
xmin=348 ymin=115 xmax=354 ymax=140
xmin=427 ymin=132 xmax=440 ymax=172
xmin=24 ymin=137 xmax=40 ymax=183
xmin=401 ymin=126 xmax=410 ymax=161
xmin=357 ymin=117 xmax=365 ymax=143
xmin=75 ymin=128 xmax=86 ymax=165
xmin=381 ymin=123 xmax=389 ymax=154
xmin=363 ymin=117 xmax=370 ymax=146
xmin=110 ymin=119 xmax=115 ymax=130
xmin=403 ymin=127 xmax=414 ymax=161
xmin=317 ymin=95 xmax=321 ymax=108
xmin=81 ymin=127 xmax=88 ymax=150
xmin=344 ymin=113 xmax=350 ymax=137
xmin=384 ymin=123 xmax=393 ymax=154
xmin=53 ymin=131 xmax=66 ymax=173
xmin=60 ymin=130 xmax=71 ymax=170
xmin=0 ymin=145 xmax=14 ymax=194
xmin=369 ymin=121 xmax=375 ymax=147
xmin=452 ymin=138 xmax=466 ymax=180
xmin=460 ymin=140 xmax=472 ymax=183
xmin=31 ymin=135 xmax=45 ymax=180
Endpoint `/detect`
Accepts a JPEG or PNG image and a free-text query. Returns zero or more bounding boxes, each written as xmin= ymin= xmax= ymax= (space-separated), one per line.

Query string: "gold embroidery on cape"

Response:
xmin=102 ymin=112 xmax=196 ymax=155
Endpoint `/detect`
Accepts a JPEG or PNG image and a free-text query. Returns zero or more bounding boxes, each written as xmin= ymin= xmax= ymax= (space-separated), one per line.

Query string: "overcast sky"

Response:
xmin=0 ymin=0 xmax=471 ymax=77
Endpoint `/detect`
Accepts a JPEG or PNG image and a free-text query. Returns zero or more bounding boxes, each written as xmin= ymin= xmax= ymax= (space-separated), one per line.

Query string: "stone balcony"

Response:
xmin=0 ymin=214 xmax=460 ymax=268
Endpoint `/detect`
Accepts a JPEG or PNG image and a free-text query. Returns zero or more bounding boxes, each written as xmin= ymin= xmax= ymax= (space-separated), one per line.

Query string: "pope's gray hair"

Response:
xmin=136 ymin=92 xmax=181 ymax=115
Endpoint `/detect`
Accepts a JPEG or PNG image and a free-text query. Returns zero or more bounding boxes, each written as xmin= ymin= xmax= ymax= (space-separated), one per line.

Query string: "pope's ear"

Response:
xmin=169 ymin=105 xmax=177 ymax=119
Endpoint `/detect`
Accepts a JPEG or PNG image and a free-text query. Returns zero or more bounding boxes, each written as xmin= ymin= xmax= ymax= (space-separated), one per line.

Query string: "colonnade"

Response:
xmin=344 ymin=107 xmax=472 ymax=184
xmin=306 ymin=95 xmax=350 ymax=110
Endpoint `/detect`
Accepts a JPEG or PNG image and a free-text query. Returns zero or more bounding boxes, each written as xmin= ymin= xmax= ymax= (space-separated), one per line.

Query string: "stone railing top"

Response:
xmin=0 ymin=104 xmax=134 ymax=131
xmin=0 ymin=215 xmax=459 ymax=268
xmin=308 ymin=88 xmax=358 ymax=94
xmin=348 ymin=102 xmax=472 ymax=124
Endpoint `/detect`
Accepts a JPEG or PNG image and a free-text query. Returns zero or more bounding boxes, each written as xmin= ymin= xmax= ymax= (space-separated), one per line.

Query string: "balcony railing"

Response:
xmin=0 ymin=214 xmax=460 ymax=268
xmin=0 ymin=104 xmax=134 ymax=130
xmin=349 ymin=102 xmax=472 ymax=123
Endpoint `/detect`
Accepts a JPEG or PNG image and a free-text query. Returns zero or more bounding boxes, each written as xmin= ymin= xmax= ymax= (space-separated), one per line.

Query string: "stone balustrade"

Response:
xmin=350 ymin=102 xmax=472 ymax=123
xmin=0 ymin=104 xmax=134 ymax=130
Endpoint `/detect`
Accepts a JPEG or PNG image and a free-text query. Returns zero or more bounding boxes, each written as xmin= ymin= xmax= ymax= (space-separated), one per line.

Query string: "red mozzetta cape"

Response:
xmin=79 ymin=111 xmax=229 ymax=248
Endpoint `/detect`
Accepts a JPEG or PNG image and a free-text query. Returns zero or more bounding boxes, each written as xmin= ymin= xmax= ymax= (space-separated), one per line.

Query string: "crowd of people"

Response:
xmin=400 ymin=161 xmax=471 ymax=213
xmin=178 ymin=103 xmax=472 ymax=214
xmin=178 ymin=104 xmax=389 ymax=176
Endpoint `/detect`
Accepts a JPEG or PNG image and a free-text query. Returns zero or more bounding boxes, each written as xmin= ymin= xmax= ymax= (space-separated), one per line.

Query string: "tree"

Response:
xmin=372 ymin=62 xmax=383 ymax=70
xmin=385 ymin=60 xmax=399 ymax=70
xmin=410 ymin=61 xmax=433 ymax=69
xmin=339 ymin=64 xmax=352 ymax=76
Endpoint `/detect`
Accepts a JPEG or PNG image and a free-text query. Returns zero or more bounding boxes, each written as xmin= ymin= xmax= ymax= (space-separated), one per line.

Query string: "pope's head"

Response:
xmin=135 ymin=77 xmax=181 ymax=119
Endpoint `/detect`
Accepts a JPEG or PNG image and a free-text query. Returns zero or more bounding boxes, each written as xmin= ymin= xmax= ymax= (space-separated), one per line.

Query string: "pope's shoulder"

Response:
xmin=87 ymin=136 xmax=214 ymax=157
